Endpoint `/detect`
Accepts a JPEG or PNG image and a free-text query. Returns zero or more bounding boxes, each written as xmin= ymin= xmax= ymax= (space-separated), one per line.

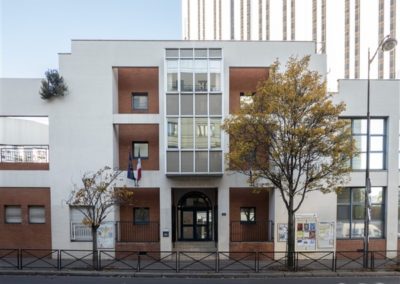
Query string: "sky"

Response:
xmin=0 ymin=0 xmax=181 ymax=78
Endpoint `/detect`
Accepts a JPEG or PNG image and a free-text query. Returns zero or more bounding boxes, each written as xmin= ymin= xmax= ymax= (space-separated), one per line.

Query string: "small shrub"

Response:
xmin=39 ymin=69 xmax=68 ymax=100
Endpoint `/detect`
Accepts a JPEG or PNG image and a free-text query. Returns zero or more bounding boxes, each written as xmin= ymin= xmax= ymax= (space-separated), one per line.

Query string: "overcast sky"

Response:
xmin=0 ymin=0 xmax=181 ymax=78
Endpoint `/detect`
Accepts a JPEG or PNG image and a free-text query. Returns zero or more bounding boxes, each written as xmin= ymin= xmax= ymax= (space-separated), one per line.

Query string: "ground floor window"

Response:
xmin=240 ymin=207 xmax=256 ymax=223
xmin=337 ymin=187 xmax=384 ymax=239
xmin=5 ymin=206 xmax=22 ymax=224
xmin=134 ymin=207 xmax=150 ymax=224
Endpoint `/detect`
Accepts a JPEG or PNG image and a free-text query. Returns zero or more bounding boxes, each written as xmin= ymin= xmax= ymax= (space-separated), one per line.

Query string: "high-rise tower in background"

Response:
xmin=182 ymin=0 xmax=399 ymax=91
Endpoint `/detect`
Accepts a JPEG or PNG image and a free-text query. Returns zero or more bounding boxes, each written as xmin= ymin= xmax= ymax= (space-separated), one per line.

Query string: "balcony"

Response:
xmin=70 ymin=222 xmax=160 ymax=243
xmin=116 ymin=222 xmax=159 ymax=242
xmin=0 ymin=145 xmax=49 ymax=170
xmin=70 ymin=222 xmax=92 ymax=241
xmin=230 ymin=221 xmax=274 ymax=242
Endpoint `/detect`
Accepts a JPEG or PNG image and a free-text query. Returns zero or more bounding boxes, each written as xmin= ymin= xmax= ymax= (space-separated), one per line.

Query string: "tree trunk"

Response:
xmin=92 ymin=226 xmax=99 ymax=270
xmin=287 ymin=200 xmax=295 ymax=270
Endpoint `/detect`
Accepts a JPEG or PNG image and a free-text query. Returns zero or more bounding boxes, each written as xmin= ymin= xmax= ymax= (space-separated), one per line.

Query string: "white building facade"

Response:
xmin=0 ymin=40 xmax=399 ymax=254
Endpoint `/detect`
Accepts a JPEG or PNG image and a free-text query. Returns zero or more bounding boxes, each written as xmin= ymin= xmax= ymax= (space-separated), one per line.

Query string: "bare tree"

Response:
xmin=67 ymin=166 xmax=134 ymax=267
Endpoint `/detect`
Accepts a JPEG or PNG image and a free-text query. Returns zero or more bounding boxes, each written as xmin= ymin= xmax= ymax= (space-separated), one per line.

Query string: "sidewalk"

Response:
xmin=0 ymin=269 xmax=399 ymax=278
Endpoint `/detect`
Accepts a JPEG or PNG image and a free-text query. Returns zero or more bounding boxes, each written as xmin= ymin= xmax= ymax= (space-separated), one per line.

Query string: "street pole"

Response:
xmin=362 ymin=35 xmax=397 ymax=269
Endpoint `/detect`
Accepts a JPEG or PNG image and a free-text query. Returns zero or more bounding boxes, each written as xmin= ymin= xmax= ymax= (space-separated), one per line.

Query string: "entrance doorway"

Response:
xmin=177 ymin=192 xmax=212 ymax=241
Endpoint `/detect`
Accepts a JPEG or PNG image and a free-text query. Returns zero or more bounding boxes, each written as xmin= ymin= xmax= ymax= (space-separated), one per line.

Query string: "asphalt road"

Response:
xmin=0 ymin=276 xmax=399 ymax=284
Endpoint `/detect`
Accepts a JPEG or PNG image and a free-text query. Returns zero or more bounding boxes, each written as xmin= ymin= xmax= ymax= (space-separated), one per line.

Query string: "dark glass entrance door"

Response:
xmin=178 ymin=192 xmax=212 ymax=241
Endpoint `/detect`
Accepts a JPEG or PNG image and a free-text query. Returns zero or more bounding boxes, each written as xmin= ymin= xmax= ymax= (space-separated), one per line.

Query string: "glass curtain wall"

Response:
xmin=166 ymin=48 xmax=223 ymax=174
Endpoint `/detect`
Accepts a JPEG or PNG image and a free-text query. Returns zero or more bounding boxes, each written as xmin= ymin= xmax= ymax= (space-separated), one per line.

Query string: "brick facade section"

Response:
xmin=0 ymin=187 xmax=51 ymax=249
xmin=230 ymin=242 xmax=274 ymax=253
xmin=119 ymin=188 xmax=160 ymax=222
xmin=118 ymin=67 xmax=159 ymax=114
xmin=229 ymin=188 xmax=271 ymax=248
xmin=336 ymin=239 xmax=386 ymax=251
xmin=0 ymin=163 xmax=49 ymax=171
xmin=229 ymin=67 xmax=269 ymax=114
xmin=118 ymin=124 xmax=159 ymax=171
xmin=117 ymin=188 xmax=160 ymax=252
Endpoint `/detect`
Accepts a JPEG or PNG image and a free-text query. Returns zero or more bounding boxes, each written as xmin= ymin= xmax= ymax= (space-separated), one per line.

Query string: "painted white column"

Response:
xmin=218 ymin=186 xmax=230 ymax=251
xmin=159 ymin=184 xmax=172 ymax=251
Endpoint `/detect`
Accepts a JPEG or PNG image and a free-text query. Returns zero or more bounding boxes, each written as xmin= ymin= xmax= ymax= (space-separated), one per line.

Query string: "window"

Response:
xmin=165 ymin=48 xmax=223 ymax=174
xmin=70 ymin=206 xmax=92 ymax=241
xmin=132 ymin=93 xmax=148 ymax=111
xmin=5 ymin=206 xmax=22 ymax=224
xmin=240 ymin=207 xmax=256 ymax=223
xmin=134 ymin=207 xmax=150 ymax=224
xmin=29 ymin=206 xmax=45 ymax=224
xmin=350 ymin=118 xmax=386 ymax=170
xmin=337 ymin=187 xmax=384 ymax=239
xmin=240 ymin=92 xmax=254 ymax=108
xmin=133 ymin=142 xmax=148 ymax=159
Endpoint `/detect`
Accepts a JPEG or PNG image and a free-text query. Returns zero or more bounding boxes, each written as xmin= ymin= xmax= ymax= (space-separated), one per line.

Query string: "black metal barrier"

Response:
xmin=0 ymin=249 xmax=398 ymax=272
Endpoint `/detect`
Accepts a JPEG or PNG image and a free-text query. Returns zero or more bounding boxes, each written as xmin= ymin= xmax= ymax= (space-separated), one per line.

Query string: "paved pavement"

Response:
xmin=0 ymin=268 xmax=399 ymax=278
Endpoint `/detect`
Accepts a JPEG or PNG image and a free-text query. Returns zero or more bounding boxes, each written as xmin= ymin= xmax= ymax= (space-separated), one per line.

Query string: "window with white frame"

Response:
xmin=132 ymin=142 xmax=148 ymax=159
xmin=132 ymin=93 xmax=148 ymax=111
xmin=337 ymin=187 xmax=384 ymax=239
xmin=349 ymin=118 xmax=386 ymax=170
xmin=165 ymin=48 xmax=223 ymax=174
xmin=70 ymin=207 xmax=92 ymax=241
xmin=28 ymin=206 xmax=45 ymax=224
xmin=5 ymin=206 xmax=22 ymax=224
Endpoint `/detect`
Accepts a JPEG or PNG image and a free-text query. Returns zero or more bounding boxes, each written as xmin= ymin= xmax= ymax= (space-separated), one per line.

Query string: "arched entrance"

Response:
xmin=177 ymin=192 xmax=213 ymax=241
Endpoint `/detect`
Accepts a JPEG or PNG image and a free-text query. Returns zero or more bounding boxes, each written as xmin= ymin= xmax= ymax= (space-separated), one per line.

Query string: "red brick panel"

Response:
xmin=0 ymin=163 xmax=49 ymax=171
xmin=118 ymin=67 xmax=159 ymax=114
xmin=119 ymin=188 xmax=160 ymax=222
xmin=336 ymin=239 xmax=386 ymax=251
xmin=229 ymin=188 xmax=270 ymax=244
xmin=229 ymin=67 xmax=269 ymax=114
xmin=0 ymin=187 xmax=51 ymax=249
xmin=118 ymin=124 xmax=159 ymax=171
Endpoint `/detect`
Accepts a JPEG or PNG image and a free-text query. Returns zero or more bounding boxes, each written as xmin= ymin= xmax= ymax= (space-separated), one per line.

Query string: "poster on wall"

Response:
xmin=295 ymin=214 xmax=317 ymax=251
xmin=97 ymin=222 xmax=115 ymax=249
xmin=317 ymin=221 xmax=335 ymax=250
xmin=278 ymin=223 xmax=288 ymax=242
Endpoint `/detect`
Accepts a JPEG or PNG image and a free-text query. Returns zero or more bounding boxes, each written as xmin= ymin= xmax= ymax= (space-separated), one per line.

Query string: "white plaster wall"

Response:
xmin=0 ymin=40 xmax=342 ymax=252
xmin=336 ymin=79 xmax=400 ymax=250
xmin=0 ymin=117 xmax=48 ymax=145
xmin=0 ymin=79 xmax=51 ymax=189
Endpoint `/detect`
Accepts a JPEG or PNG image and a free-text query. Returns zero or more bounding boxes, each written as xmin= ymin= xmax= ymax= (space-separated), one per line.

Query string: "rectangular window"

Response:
xmin=165 ymin=48 xmax=223 ymax=175
xmin=70 ymin=206 xmax=92 ymax=241
xmin=240 ymin=92 xmax=254 ymax=108
xmin=5 ymin=206 xmax=22 ymax=224
xmin=132 ymin=142 xmax=148 ymax=159
xmin=350 ymin=118 xmax=386 ymax=170
xmin=132 ymin=93 xmax=148 ymax=111
xmin=29 ymin=206 xmax=45 ymax=224
xmin=337 ymin=187 xmax=384 ymax=239
xmin=240 ymin=207 xmax=256 ymax=223
xmin=134 ymin=207 xmax=150 ymax=224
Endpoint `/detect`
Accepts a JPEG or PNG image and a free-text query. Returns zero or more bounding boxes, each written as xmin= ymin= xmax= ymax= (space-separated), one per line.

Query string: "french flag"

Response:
xmin=135 ymin=150 xmax=142 ymax=182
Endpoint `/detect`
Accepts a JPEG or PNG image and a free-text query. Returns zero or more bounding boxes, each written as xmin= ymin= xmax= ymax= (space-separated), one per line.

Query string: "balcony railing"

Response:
xmin=0 ymin=145 xmax=49 ymax=163
xmin=116 ymin=221 xmax=159 ymax=242
xmin=230 ymin=221 xmax=274 ymax=242
xmin=70 ymin=222 xmax=92 ymax=241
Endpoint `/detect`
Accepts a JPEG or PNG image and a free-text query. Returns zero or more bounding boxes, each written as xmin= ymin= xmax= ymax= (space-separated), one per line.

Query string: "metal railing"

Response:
xmin=116 ymin=222 xmax=159 ymax=242
xmin=230 ymin=221 xmax=274 ymax=242
xmin=0 ymin=249 xmax=398 ymax=272
xmin=70 ymin=223 xmax=92 ymax=241
xmin=0 ymin=145 xmax=49 ymax=163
